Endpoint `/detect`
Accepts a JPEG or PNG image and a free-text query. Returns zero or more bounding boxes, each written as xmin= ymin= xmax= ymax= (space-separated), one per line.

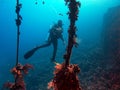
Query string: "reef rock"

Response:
xmin=103 ymin=5 xmax=120 ymax=65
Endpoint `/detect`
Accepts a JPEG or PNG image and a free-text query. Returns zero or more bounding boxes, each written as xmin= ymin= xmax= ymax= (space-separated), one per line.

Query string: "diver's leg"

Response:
xmin=24 ymin=41 xmax=51 ymax=59
xmin=36 ymin=41 xmax=51 ymax=49
xmin=51 ymin=39 xmax=58 ymax=62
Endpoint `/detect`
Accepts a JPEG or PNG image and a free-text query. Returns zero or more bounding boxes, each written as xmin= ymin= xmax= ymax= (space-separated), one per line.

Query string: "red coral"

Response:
xmin=4 ymin=82 xmax=14 ymax=89
xmin=23 ymin=64 xmax=33 ymax=74
xmin=48 ymin=63 xmax=82 ymax=90
xmin=4 ymin=63 xmax=33 ymax=90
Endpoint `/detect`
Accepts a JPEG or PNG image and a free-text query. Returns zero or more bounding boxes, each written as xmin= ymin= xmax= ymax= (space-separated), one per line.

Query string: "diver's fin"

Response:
xmin=24 ymin=47 xmax=39 ymax=59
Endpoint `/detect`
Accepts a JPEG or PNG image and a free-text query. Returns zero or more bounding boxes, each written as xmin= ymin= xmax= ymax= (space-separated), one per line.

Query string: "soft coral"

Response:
xmin=4 ymin=63 xmax=33 ymax=90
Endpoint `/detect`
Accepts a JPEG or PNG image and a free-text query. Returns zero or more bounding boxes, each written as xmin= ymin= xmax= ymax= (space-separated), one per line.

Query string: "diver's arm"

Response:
xmin=46 ymin=29 xmax=52 ymax=42
xmin=58 ymin=27 xmax=65 ymax=44
xmin=60 ymin=34 xmax=66 ymax=45
xmin=60 ymin=34 xmax=64 ymax=41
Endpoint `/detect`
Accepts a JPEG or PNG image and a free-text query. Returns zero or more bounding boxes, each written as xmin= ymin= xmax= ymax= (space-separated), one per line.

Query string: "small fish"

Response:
xmin=42 ymin=1 xmax=45 ymax=4
xmin=73 ymin=36 xmax=81 ymax=48
xmin=35 ymin=2 xmax=38 ymax=5
xmin=59 ymin=13 xmax=63 ymax=16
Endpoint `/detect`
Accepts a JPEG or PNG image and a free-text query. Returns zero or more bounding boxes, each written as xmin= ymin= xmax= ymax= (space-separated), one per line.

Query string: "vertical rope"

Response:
xmin=15 ymin=0 xmax=22 ymax=66
xmin=16 ymin=0 xmax=19 ymax=66
xmin=48 ymin=1 xmax=82 ymax=90
xmin=64 ymin=0 xmax=81 ymax=67
xmin=15 ymin=0 xmax=22 ymax=84
xmin=4 ymin=1 xmax=32 ymax=90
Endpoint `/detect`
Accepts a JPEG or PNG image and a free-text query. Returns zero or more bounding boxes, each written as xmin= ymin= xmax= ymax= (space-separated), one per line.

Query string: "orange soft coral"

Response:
xmin=4 ymin=63 xmax=33 ymax=90
xmin=48 ymin=63 xmax=82 ymax=90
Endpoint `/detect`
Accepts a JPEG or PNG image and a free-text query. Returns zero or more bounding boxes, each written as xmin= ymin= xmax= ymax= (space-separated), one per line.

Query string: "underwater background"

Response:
xmin=0 ymin=0 xmax=120 ymax=90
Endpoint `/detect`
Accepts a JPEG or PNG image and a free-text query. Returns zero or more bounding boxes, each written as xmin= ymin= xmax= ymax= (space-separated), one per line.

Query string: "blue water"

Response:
xmin=0 ymin=0 xmax=120 ymax=89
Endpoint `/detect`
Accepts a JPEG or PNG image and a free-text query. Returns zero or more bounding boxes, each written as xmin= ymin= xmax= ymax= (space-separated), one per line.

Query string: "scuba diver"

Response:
xmin=24 ymin=20 xmax=65 ymax=62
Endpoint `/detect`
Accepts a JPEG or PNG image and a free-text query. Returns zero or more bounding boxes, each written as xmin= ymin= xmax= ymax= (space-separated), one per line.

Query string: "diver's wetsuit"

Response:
xmin=36 ymin=24 xmax=64 ymax=61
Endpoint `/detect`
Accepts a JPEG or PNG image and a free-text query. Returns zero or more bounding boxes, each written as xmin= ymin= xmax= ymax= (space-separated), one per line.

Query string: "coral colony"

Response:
xmin=4 ymin=64 xmax=33 ymax=90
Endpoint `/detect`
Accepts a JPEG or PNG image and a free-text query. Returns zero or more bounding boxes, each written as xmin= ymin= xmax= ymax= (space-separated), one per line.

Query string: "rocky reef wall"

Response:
xmin=103 ymin=5 xmax=120 ymax=65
